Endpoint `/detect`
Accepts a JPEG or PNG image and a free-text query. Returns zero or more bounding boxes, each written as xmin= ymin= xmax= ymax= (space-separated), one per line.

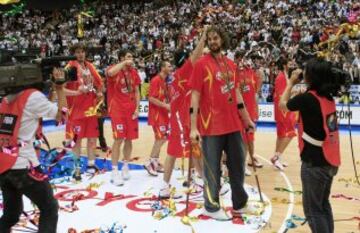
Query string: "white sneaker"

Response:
xmin=202 ymin=208 xmax=232 ymax=221
xmin=271 ymin=155 xmax=285 ymax=171
xmin=220 ymin=184 xmax=230 ymax=196
xmin=234 ymin=202 xmax=264 ymax=216
xmin=156 ymin=162 xmax=165 ymax=173
xmin=245 ymin=167 xmax=252 ymax=176
xmin=121 ymin=163 xmax=130 ymax=180
xmin=144 ymin=160 xmax=158 ymax=176
xmin=111 ymin=171 xmax=124 ymax=186
xmin=159 ymin=185 xmax=183 ymax=199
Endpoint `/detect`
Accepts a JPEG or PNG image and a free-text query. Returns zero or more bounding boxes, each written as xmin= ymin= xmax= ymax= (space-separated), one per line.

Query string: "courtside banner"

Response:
xmin=139 ymin=101 xmax=360 ymax=126
xmin=139 ymin=101 xmax=149 ymax=118
xmin=258 ymin=103 xmax=360 ymax=126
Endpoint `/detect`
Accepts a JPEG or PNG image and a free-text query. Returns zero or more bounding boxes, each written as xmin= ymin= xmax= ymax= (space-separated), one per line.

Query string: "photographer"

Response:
xmin=279 ymin=58 xmax=340 ymax=233
xmin=0 ymin=68 xmax=67 ymax=233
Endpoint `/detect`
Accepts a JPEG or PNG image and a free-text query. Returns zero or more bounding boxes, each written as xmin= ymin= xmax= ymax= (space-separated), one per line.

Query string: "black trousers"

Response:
xmin=0 ymin=168 xmax=58 ymax=233
xmin=202 ymin=131 xmax=248 ymax=212
xmin=301 ymin=162 xmax=338 ymax=233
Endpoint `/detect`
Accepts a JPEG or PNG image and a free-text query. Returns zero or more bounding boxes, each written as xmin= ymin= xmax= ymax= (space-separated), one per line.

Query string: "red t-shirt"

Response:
xmin=148 ymin=75 xmax=170 ymax=126
xmin=190 ymin=54 xmax=242 ymax=136
xmin=169 ymin=60 xmax=193 ymax=136
xmin=238 ymin=67 xmax=260 ymax=121
xmin=65 ymin=60 xmax=102 ymax=121
xmin=274 ymin=71 xmax=296 ymax=122
xmin=106 ymin=66 xmax=141 ymax=116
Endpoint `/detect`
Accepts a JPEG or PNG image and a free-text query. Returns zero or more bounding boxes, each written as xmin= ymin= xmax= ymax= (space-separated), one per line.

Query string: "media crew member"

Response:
xmin=279 ymin=58 xmax=341 ymax=233
xmin=0 ymin=68 xmax=67 ymax=233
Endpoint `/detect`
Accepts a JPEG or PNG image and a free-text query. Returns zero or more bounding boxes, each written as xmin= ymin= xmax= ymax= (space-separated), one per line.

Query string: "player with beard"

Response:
xmin=190 ymin=26 xmax=255 ymax=220
xmin=106 ymin=50 xmax=141 ymax=186
xmin=270 ymin=56 xmax=297 ymax=171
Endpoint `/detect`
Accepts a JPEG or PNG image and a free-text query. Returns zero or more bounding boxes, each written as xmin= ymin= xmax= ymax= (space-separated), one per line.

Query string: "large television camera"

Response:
xmin=287 ymin=48 xmax=352 ymax=96
xmin=0 ymin=49 xmax=77 ymax=96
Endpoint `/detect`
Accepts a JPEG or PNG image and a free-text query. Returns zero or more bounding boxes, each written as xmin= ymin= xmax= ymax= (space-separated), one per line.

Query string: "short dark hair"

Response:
xmin=206 ymin=25 xmax=230 ymax=50
xmin=70 ymin=43 xmax=87 ymax=54
xmin=235 ymin=50 xmax=246 ymax=60
xmin=117 ymin=49 xmax=131 ymax=60
xmin=276 ymin=55 xmax=289 ymax=71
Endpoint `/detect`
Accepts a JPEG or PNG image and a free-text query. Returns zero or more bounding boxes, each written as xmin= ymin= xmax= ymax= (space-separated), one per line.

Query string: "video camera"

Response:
xmin=0 ymin=49 xmax=77 ymax=96
xmin=287 ymin=48 xmax=315 ymax=81
xmin=287 ymin=48 xmax=352 ymax=96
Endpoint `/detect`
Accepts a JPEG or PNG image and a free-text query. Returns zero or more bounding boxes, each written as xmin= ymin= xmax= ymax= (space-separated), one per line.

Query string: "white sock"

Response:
xmin=112 ymin=165 xmax=118 ymax=171
xmin=88 ymin=160 xmax=95 ymax=166
xmin=150 ymin=158 xmax=158 ymax=164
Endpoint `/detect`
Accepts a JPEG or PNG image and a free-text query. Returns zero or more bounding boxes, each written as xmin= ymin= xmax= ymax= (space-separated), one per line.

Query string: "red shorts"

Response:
xmin=167 ymin=135 xmax=190 ymax=158
xmin=152 ymin=125 xmax=169 ymax=140
xmin=71 ymin=117 xmax=99 ymax=139
xmin=276 ymin=121 xmax=297 ymax=138
xmin=111 ymin=115 xmax=139 ymax=140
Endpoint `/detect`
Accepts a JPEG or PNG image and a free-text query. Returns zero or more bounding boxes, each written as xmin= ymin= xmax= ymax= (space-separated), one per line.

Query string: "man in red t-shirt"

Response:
xmin=190 ymin=26 xmax=255 ymax=220
xmin=271 ymin=56 xmax=297 ymax=171
xmin=106 ymin=50 xmax=141 ymax=186
xmin=159 ymin=29 xmax=207 ymax=199
xmin=144 ymin=61 xmax=172 ymax=176
xmin=235 ymin=51 xmax=264 ymax=176
xmin=64 ymin=43 xmax=103 ymax=181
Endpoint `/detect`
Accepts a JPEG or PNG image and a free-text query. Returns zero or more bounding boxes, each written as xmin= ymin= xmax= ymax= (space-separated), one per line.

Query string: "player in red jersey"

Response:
xmin=144 ymin=61 xmax=172 ymax=176
xmin=235 ymin=51 xmax=264 ymax=176
xmin=106 ymin=50 xmax=141 ymax=186
xmin=271 ymin=56 xmax=297 ymax=171
xmin=64 ymin=43 xmax=103 ymax=181
xmin=190 ymin=26 xmax=255 ymax=220
xmin=159 ymin=29 xmax=207 ymax=199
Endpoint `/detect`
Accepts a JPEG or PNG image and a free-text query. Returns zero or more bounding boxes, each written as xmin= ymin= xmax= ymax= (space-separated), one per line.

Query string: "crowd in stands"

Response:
xmin=1 ymin=0 xmax=359 ymax=100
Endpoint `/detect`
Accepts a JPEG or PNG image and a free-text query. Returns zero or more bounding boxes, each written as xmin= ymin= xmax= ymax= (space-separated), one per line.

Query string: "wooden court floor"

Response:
xmin=45 ymin=122 xmax=360 ymax=233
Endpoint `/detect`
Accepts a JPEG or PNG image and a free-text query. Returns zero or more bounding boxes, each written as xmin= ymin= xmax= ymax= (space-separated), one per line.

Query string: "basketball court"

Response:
xmin=6 ymin=121 xmax=359 ymax=233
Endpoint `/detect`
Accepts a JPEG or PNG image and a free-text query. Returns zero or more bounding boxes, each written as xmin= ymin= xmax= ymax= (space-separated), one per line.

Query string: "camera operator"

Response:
xmin=0 ymin=68 xmax=67 ymax=233
xmin=279 ymin=58 xmax=341 ymax=233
